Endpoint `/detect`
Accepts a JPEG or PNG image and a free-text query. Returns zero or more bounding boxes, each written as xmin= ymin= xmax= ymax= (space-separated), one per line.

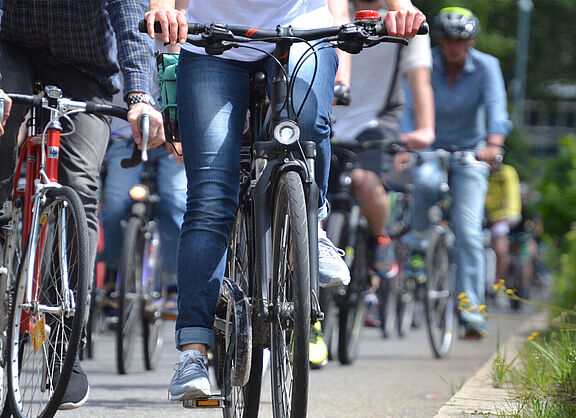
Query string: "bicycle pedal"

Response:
xmin=182 ymin=395 xmax=224 ymax=409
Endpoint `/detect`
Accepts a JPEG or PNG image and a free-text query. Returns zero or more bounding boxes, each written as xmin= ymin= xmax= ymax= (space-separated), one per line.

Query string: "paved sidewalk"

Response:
xmin=436 ymin=310 xmax=549 ymax=417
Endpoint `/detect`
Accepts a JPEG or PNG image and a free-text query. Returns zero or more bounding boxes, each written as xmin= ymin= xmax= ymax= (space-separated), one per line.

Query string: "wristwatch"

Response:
xmin=126 ymin=93 xmax=155 ymax=107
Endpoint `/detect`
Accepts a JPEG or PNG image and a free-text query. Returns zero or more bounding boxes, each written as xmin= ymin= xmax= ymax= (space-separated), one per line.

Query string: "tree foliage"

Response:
xmin=416 ymin=0 xmax=576 ymax=99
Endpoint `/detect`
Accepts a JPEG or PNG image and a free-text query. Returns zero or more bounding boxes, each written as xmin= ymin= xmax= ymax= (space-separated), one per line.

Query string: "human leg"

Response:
xmin=450 ymin=160 xmax=489 ymax=334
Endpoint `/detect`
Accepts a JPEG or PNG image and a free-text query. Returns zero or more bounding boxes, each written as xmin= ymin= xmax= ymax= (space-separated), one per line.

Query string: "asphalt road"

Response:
xmin=69 ymin=298 xmax=535 ymax=418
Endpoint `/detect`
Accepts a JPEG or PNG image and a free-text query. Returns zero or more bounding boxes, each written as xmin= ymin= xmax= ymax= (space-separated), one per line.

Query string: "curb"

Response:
xmin=435 ymin=310 xmax=548 ymax=417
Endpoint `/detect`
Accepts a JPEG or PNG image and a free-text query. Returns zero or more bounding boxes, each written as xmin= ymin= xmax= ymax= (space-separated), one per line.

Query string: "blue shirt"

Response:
xmin=0 ymin=0 xmax=153 ymax=97
xmin=401 ymin=46 xmax=512 ymax=150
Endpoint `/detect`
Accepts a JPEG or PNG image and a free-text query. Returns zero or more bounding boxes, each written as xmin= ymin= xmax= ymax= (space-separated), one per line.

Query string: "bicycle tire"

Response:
xmin=396 ymin=271 xmax=416 ymax=338
xmin=508 ymin=255 xmax=524 ymax=311
xmin=378 ymin=276 xmax=397 ymax=339
xmin=142 ymin=226 xmax=163 ymax=371
xmin=337 ymin=228 xmax=368 ymax=365
xmin=7 ymin=186 xmax=89 ymax=418
xmin=270 ymin=171 xmax=311 ymax=418
xmin=1 ymin=196 xmax=23 ymax=410
xmin=221 ymin=205 xmax=257 ymax=417
xmin=424 ymin=226 xmax=454 ymax=359
xmin=116 ymin=217 xmax=143 ymax=374
xmin=82 ymin=266 xmax=99 ymax=360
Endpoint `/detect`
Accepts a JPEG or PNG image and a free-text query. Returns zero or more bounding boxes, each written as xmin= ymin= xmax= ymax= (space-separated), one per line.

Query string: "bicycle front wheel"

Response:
xmin=116 ymin=217 xmax=143 ymax=374
xmin=424 ymin=226 xmax=455 ymax=359
xmin=7 ymin=186 xmax=89 ymax=418
xmin=270 ymin=171 xmax=311 ymax=418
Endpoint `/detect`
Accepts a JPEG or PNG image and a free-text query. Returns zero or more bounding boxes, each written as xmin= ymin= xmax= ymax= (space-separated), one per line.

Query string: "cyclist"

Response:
xmin=0 ymin=0 xmax=164 ymax=409
xmin=401 ymin=7 xmax=512 ymax=339
xmin=331 ymin=0 xmax=434 ymax=328
xmin=485 ymin=162 xmax=522 ymax=290
xmin=145 ymin=0 xmax=425 ymax=402
xmin=100 ymin=84 xmax=186 ymax=319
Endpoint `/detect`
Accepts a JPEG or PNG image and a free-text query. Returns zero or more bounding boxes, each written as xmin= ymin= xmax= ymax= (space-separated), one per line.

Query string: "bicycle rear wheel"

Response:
xmin=7 ymin=187 xmax=89 ymax=418
xmin=116 ymin=217 xmax=143 ymax=374
xmin=337 ymin=228 xmax=368 ymax=365
xmin=270 ymin=171 xmax=311 ymax=418
xmin=221 ymin=204 xmax=258 ymax=417
xmin=424 ymin=226 xmax=455 ymax=359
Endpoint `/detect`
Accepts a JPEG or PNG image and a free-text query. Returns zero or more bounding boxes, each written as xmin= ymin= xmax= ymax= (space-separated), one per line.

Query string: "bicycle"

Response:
xmin=144 ymin=11 xmax=427 ymax=418
xmin=415 ymin=148 xmax=487 ymax=358
xmin=110 ymin=116 xmax=168 ymax=375
xmin=1 ymin=86 xmax=128 ymax=417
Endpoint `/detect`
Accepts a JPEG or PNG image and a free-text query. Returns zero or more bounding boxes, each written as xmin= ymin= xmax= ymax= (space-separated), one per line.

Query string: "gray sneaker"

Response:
xmin=318 ymin=228 xmax=350 ymax=287
xmin=168 ymin=350 xmax=211 ymax=401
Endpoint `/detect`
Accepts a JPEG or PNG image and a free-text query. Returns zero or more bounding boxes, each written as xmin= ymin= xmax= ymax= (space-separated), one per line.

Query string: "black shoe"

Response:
xmin=55 ymin=356 xmax=90 ymax=410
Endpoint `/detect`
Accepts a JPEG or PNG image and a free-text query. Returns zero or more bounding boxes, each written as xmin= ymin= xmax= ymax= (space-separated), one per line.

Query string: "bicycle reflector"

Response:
xmin=129 ymin=184 xmax=149 ymax=201
xmin=274 ymin=120 xmax=300 ymax=145
xmin=354 ymin=10 xmax=381 ymax=22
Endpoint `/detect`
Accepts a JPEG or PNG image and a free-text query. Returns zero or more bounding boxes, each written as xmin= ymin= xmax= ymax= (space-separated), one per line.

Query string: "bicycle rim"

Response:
xmin=8 ymin=187 xmax=88 ymax=417
xmin=424 ymin=227 xmax=454 ymax=358
xmin=142 ymin=227 xmax=163 ymax=371
xmin=117 ymin=217 xmax=143 ymax=374
xmin=338 ymin=230 xmax=368 ymax=365
xmin=270 ymin=171 xmax=310 ymax=418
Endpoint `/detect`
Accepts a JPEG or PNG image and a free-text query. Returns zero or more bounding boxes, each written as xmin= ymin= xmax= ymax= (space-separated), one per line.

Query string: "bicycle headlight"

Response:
xmin=129 ymin=184 xmax=149 ymax=201
xmin=274 ymin=120 xmax=300 ymax=145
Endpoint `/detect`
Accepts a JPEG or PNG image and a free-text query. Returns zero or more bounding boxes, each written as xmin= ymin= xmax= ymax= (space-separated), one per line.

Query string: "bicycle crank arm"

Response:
xmin=183 ymin=395 xmax=224 ymax=408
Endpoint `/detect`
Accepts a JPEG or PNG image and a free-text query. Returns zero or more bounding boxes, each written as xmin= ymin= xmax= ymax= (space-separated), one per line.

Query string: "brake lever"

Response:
xmin=140 ymin=113 xmax=150 ymax=162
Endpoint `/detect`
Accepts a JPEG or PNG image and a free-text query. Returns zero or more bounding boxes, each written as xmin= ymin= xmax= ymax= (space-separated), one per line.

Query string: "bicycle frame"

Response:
xmin=248 ymin=34 xmax=321 ymax=325
xmin=11 ymin=93 xmax=72 ymax=332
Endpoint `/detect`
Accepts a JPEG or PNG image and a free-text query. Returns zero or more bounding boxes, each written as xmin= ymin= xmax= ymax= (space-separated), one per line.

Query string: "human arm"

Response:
xmin=476 ymin=56 xmax=512 ymax=162
xmin=400 ymin=66 xmax=434 ymax=150
xmin=107 ymin=0 xmax=165 ymax=148
xmin=328 ymin=0 xmax=351 ymax=87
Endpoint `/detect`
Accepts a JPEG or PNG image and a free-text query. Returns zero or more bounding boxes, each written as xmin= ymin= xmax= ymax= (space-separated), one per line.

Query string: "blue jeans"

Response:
xmin=175 ymin=46 xmax=337 ymax=349
xmin=100 ymin=138 xmax=186 ymax=288
xmin=411 ymin=152 xmax=490 ymax=327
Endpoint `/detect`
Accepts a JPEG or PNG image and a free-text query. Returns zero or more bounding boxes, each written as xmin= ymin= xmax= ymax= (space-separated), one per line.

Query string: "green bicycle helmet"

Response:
xmin=435 ymin=7 xmax=480 ymax=40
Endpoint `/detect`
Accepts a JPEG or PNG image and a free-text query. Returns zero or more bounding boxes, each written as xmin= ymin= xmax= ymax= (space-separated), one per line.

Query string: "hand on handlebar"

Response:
xmin=400 ymin=128 xmax=435 ymax=151
xmin=0 ymin=89 xmax=13 ymax=137
xmin=145 ymin=2 xmax=188 ymax=45
xmin=127 ymin=103 xmax=165 ymax=149
xmin=384 ymin=8 xmax=427 ymax=39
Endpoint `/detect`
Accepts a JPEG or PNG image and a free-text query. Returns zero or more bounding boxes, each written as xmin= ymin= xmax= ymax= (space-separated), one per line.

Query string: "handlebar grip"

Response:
xmin=139 ymin=113 xmax=150 ymax=162
xmin=138 ymin=19 xmax=204 ymax=35
xmin=86 ymin=102 xmax=128 ymax=120
xmin=374 ymin=21 xmax=429 ymax=36
xmin=121 ymin=143 xmax=142 ymax=169
xmin=8 ymin=93 xmax=43 ymax=107
xmin=120 ymin=113 xmax=151 ymax=168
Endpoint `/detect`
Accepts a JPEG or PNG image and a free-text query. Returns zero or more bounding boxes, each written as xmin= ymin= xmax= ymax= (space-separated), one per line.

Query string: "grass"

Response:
xmin=486 ymin=283 xmax=576 ymax=417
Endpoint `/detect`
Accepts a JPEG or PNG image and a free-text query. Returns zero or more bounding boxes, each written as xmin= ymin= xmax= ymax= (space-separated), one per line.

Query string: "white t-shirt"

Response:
xmin=332 ymin=14 xmax=432 ymax=142
xmin=182 ymin=0 xmax=333 ymax=61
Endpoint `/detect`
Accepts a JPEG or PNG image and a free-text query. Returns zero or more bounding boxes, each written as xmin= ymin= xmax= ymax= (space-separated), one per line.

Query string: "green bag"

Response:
xmin=156 ymin=53 xmax=180 ymax=142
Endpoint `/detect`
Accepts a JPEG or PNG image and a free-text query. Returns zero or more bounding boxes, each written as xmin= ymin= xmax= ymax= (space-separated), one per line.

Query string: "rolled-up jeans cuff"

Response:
xmin=175 ymin=327 xmax=214 ymax=350
xmin=318 ymin=201 xmax=329 ymax=222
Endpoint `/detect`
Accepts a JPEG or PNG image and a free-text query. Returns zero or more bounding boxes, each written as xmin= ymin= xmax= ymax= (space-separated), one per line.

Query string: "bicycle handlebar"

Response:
xmin=8 ymin=93 xmax=128 ymax=120
xmin=139 ymin=19 xmax=428 ymax=45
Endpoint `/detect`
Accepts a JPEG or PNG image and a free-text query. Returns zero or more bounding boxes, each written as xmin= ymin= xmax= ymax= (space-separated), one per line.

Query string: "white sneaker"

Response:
xmin=168 ymin=350 xmax=211 ymax=401
xmin=318 ymin=228 xmax=350 ymax=287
